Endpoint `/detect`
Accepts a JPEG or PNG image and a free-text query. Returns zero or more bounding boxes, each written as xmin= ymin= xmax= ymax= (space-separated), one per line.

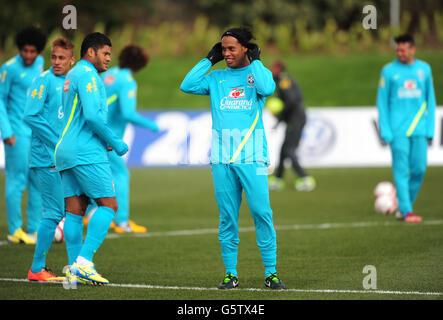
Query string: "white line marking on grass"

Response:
xmin=0 ymin=277 xmax=441 ymax=296
xmin=1 ymin=220 xmax=442 ymax=246
xmin=105 ymin=219 xmax=443 ymax=240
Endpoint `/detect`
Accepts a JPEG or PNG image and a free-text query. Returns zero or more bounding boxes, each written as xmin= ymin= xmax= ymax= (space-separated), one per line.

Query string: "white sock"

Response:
xmin=76 ymin=256 xmax=92 ymax=267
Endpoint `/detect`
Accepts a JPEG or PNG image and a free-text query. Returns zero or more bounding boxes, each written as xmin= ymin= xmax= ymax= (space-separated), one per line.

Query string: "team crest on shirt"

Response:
xmin=63 ymin=79 xmax=70 ymax=92
xmin=229 ymin=87 xmax=245 ymax=99
xmin=247 ymin=74 xmax=255 ymax=85
xmin=104 ymin=75 xmax=115 ymax=86
xmin=417 ymin=69 xmax=424 ymax=80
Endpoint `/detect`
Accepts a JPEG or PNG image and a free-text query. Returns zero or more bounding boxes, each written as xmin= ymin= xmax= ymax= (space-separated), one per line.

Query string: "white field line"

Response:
xmin=0 ymin=277 xmax=441 ymax=296
xmin=1 ymin=220 xmax=442 ymax=246
xmin=105 ymin=219 xmax=443 ymax=239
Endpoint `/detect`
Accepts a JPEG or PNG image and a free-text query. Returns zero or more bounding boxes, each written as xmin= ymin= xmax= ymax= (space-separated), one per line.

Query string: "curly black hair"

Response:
xmin=15 ymin=26 xmax=47 ymax=53
xmin=118 ymin=44 xmax=149 ymax=73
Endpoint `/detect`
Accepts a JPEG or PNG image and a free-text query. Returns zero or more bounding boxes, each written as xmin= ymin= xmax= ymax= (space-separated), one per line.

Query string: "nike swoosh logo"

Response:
xmin=219 ymin=80 xmax=226 ymax=83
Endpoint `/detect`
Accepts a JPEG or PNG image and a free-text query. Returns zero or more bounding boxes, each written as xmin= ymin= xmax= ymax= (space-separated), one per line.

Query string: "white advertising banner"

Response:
xmin=266 ymin=107 xmax=443 ymax=168
xmin=0 ymin=107 xmax=442 ymax=169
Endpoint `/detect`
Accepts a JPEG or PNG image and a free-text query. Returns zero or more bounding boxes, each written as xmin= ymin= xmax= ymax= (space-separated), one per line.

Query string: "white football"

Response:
xmin=53 ymin=218 xmax=65 ymax=243
xmin=374 ymin=181 xmax=396 ymax=198
xmin=374 ymin=195 xmax=398 ymax=215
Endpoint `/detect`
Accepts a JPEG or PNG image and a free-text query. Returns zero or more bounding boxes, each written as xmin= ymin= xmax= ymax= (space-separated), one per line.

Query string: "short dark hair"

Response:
xmin=221 ymin=26 xmax=255 ymax=46
xmin=394 ymin=34 xmax=415 ymax=46
xmin=15 ymin=26 xmax=47 ymax=52
xmin=80 ymin=32 xmax=112 ymax=58
xmin=52 ymin=37 xmax=74 ymax=56
xmin=118 ymin=44 xmax=150 ymax=73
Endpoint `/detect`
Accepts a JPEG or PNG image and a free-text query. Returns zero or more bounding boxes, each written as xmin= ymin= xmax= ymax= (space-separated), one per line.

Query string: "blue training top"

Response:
xmin=181 ymin=58 xmax=275 ymax=165
xmin=376 ymin=58 xmax=436 ymax=142
xmin=24 ymin=68 xmax=66 ymax=168
xmin=0 ymin=54 xmax=44 ymax=139
xmin=55 ymin=59 xmax=127 ymax=171
xmin=101 ymin=66 xmax=158 ymax=139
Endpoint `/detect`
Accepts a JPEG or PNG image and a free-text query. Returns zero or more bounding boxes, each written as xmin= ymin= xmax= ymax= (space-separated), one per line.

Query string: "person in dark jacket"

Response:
xmin=268 ymin=60 xmax=315 ymax=191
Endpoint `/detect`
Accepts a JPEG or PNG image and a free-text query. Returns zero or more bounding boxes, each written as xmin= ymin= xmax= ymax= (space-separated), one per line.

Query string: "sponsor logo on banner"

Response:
xmin=298 ymin=115 xmax=336 ymax=159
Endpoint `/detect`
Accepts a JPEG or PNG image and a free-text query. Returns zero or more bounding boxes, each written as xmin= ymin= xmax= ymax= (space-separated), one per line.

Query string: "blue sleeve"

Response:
xmin=24 ymin=74 xmax=59 ymax=149
xmin=78 ymin=73 xmax=127 ymax=155
xmin=37 ymin=55 xmax=44 ymax=70
xmin=376 ymin=67 xmax=393 ymax=143
xmin=249 ymin=60 xmax=275 ymax=97
xmin=0 ymin=64 xmax=14 ymax=139
xmin=118 ymin=82 xmax=158 ymax=131
xmin=425 ymin=66 xmax=436 ymax=139
xmin=180 ymin=58 xmax=211 ymax=95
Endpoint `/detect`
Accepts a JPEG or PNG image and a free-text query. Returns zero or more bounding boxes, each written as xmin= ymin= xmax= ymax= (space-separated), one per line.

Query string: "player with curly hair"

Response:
xmin=0 ymin=26 xmax=47 ymax=244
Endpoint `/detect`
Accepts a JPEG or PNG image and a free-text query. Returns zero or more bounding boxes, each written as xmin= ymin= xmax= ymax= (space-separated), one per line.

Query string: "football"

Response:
xmin=373 ymin=181 xmax=396 ymax=198
xmin=374 ymin=194 xmax=398 ymax=215
xmin=53 ymin=218 xmax=65 ymax=243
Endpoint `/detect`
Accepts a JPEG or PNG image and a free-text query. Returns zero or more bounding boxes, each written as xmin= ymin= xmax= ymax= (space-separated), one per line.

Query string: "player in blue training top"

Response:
xmin=181 ymin=27 xmax=285 ymax=290
xmin=24 ymin=38 xmax=75 ymax=281
xmin=55 ymin=33 xmax=128 ymax=285
xmin=376 ymin=34 xmax=436 ymax=223
xmin=0 ymin=27 xmax=47 ymax=245
xmin=96 ymin=44 xmax=158 ymax=233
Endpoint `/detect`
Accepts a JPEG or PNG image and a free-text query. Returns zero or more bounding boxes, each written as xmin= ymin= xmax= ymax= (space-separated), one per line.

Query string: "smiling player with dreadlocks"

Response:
xmin=181 ymin=27 xmax=285 ymax=290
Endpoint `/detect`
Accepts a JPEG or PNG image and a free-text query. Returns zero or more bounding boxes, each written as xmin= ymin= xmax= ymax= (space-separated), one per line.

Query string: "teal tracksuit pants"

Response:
xmin=4 ymin=135 xmax=42 ymax=234
xmin=390 ymin=136 xmax=428 ymax=215
xmin=211 ymin=163 xmax=277 ymax=277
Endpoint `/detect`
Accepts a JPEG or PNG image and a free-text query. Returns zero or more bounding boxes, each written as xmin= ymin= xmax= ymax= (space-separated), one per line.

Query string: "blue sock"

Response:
xmin=226 ymin=269 xmax=238 ymax=277
xmin=78 ymin=206 xmax=115 ymax=262
xmin=220 ymin=241 xmax=238 ymax=277
xmin=261 ymin=249 xmax=277 ymax=277
xmin=64 ymin=212 xmax=84 ymax=266
xmin=265 ymin=266 xmax=277 ymax=278
xmin=31 ymin=218 xmax=58 ymax=273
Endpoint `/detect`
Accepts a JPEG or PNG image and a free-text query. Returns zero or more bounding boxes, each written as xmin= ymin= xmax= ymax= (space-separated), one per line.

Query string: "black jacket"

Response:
xmin=274 ymin=72 xmax=306 ymax=124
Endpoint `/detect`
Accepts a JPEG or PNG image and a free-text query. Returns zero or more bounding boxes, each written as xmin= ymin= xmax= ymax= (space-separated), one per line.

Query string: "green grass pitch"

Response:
xmin=0 ymin=166 xmax=442 ymax=300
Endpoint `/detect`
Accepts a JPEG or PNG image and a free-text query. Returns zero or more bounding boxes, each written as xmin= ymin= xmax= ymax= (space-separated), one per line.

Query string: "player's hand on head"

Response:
xmin=246 ymin=43 xmax=261 ymax=62
xmin=206 ymin=42 xmax=223 ymax=66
